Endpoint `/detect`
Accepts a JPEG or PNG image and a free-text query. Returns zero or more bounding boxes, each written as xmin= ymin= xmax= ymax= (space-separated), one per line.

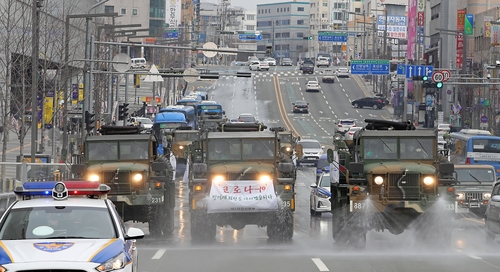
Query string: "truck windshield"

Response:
xmin=453 ymin=168 xmax=495 ymax=183
xmin=243 ymin=139 xmax=275 ymax=159
xmin=88 ymin=142 xmax=118 ymax=161
xmin=400 ymin=138 xmax=434 ymax=160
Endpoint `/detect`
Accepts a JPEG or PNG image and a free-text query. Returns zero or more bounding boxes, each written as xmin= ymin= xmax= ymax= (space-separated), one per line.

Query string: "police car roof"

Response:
xmin=12 ymin=197 xmax=108 ymax=209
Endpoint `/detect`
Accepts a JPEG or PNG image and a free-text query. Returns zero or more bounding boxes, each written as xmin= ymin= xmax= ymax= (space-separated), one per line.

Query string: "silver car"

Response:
xmin=310 ymin=172 xmax=331 ymax=216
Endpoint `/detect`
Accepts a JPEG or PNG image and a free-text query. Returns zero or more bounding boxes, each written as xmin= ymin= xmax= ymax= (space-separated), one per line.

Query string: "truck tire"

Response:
xmin=267 ymin=209 xmax=294 ymax=241
xmin=190 ymin=211 xmax=216 ymax=242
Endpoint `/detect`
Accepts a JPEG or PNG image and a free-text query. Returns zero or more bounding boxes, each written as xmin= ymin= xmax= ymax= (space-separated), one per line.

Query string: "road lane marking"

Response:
xmin=464 ymin=217 xmax=484 ymax=224
xmin=311 ymin=258 xmax=329 ymax=271
xmin=151 ymin=249 xmax=166 ymax=259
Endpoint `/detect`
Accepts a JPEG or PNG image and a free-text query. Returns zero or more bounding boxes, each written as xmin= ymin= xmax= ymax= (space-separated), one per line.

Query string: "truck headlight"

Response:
xmin=89 ymin=174 xmax=100 ymax=182
xmin=423 ymin=176 xmax=434 ymax=185
xmin=456 ymin=192 xmax=465 ymax=200
xmin=212 ymin=175 xmax=225 ymax=183
xmin=133 ymin=173 xmax=143 ymax=182
xmin=374 ymin=176 xmax=384 ymax=185
xmin=483 ymin=192 xmax=492 ymax=200
xmin=95 ymin=252 xmax=126 ymax=271
xmin=259 ymin=175 xmax=271 ymax=183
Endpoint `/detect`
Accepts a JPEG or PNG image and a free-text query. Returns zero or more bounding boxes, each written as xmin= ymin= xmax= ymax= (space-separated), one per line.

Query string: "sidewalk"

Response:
xmin=353 ymin=75 xmax=397 ymax=119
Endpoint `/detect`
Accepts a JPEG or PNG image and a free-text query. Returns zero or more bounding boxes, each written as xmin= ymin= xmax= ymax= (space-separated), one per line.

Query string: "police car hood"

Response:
xmin=1 ymin=239 xmax=124 ymax=264
xmin=364 ymin=161 xmax=436 ymax=174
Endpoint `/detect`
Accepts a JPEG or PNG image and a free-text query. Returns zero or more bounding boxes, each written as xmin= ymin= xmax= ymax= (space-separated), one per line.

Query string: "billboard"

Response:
xmin=166 ymin=0 xmax=181 ymax=28
xmin=407 ymin=0 xmax=417 ymax=61
xmin=377 ymin=15 xmax=407 ymax=39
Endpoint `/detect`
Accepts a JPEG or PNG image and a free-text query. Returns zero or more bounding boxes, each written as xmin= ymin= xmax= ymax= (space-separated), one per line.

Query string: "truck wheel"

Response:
xmin=267 ymin=209 xmax=293 ymax=241
xmin=190 ymin=211 xmax=216 ymax=242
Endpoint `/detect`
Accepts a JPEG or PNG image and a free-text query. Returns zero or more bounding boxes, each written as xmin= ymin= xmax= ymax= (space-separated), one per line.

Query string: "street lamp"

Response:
xmin=31 ymin=0 xmax=43 ymax=163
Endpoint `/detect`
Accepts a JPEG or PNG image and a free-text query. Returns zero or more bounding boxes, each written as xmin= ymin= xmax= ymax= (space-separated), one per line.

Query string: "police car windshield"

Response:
xmin=0 ymin=206 xmax=117 ymax=240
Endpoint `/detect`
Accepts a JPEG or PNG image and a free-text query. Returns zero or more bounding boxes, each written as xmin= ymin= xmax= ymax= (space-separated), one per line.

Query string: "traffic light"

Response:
xmin=412 ymin=76 xmax=426 ymax=81
xmin=302 ymin=36 xmax=313 ymax=40
xmin=308 ymin=36 xmax=313 ymax=40
xmin=436 ymin=81 xmax=443 ymax=89
xmin=119 ymin=103 xmax=129 ymax=121
xmin=85 ymin=111 xmax=95 ymax=132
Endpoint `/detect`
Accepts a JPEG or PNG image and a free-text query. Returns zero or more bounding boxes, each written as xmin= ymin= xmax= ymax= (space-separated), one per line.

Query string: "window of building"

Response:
xmin=333 ymin=3 xmax=346 ymax=9
xmin=263 ymin=33 xmax=271 ymax=39
xmin=321 ymin=24 xmax=328 ymax=30
xmin=275 ymin=33 xmax=281 ymax=38
xmin=355 ymin=7 xmax=361 ymax=13
xmin=121 ymin=8 xmax=126 ymax=15
xmin=258 ymin=10 xmax=260 ymax=14
xmin=297 ymin=32 xmax=304 ymax=38
xmin=287 ymin=7 xmax=289 ymax=11
xmin=268 ymin=9 xmax=270 ymax=13
xmin=282 ymin=32 xmax=290 ymax=38
xmin=297 ymin=19 xmax=304 ymax=25
xmin=277 ymin=8 xmax=279 ymax=12
xmin=322 ymin=13 xmax=327 ymax=18
xmin=104 ymin=6 xmax=114 ymax=14
xmin=246 ymin=25 xmax=255 ymax=31
xmin=334 ymin=12 xmax=343 ymax=20
xmin=431 ymin=4 xmax=440 ymax=20
xmin=297 ymin=45 xmax=303 ymax=50
xmin=323 ymin=2 xmax=328 ymax=7
xmin=282 ymin=44 xmax=290 ymax=50
xmin=298 ymin=7 xmax=304 ymax=11
xmin=247 ymin=15 xmax=254 ymax=20
xmin=282 ymin=19 xmax=290 ymax=25
xmin=275 ymin=45 xmax=281 ymax=50
xmin=132 ymin=8 xmax=138 ymax=15
xmin=257 ymin=21 xmax=271 ymax=27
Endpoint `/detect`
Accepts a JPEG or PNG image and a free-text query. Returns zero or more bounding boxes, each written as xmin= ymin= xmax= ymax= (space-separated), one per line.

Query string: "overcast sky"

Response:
xmin=205 ymin=0 xmax=261 ymax=12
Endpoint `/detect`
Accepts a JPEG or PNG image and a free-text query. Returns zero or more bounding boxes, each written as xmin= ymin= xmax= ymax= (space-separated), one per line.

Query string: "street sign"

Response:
xmin=440 ymin=69 xmax=451 ymax=82
xmin=350 ymin=59 xmax=390 ymax=75
xmin=163 ymin=29 xmax=178 ymax=39
xmin=238 ymin=33 xmax=262 ymax=41
xmin=318 ymin=31 xmax=348 ymax=42
xmin=480 ymin=115 xmax=488 ymax=123
xmin=397 ymin=64 xmax=434 ymax=78
xmin=432 ymin=71 xmax=444 ymax=82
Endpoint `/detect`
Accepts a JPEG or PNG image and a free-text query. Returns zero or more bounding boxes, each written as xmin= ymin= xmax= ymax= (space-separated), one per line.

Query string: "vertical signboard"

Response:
xmin=492 ymin=24 xmax=500 ymax=45
xmin=485 ymin=16 xmax=493 ymax=38
xmin=166 ymin=0 xmax=181 ymax=28
xmin=465 ymin=14 xmax=474 ymax=35
xmin=377 ymin=15 xmax=407 ymax=39
xmin=407 ymin=0 xmax=417 ymax=61
xmin=457 ymin=9 xmax=466 ymax=70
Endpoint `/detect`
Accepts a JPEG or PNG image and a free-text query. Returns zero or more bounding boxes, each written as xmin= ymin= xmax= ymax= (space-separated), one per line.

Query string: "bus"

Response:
xmin=159 ymin=105 xmax=197 ymax=129
xmin=449 ymin=129 xmax=500 ymax=177
xmin=176 ymin=95 xmax=202 ymax=108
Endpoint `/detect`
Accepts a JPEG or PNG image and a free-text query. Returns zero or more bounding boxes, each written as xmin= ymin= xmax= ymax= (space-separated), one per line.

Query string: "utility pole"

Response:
xmin=31 ymin=0 xmax=42 ymax=162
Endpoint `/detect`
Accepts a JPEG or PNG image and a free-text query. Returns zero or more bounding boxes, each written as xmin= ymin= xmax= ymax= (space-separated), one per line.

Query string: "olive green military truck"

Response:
xmin=328 ymin=119 xmax=456 ymax=248
xmin=176 ymin=122 xmax=298 ymax=242
xmin=72 ymin=125 xmax=175 ymax=236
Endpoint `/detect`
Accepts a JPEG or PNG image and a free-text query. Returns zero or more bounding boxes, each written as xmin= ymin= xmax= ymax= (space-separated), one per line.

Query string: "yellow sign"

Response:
xmin=43 ymin=97 xmax=54 ymax=125
xmin=342 ymin=45 xmax=347 ymax=52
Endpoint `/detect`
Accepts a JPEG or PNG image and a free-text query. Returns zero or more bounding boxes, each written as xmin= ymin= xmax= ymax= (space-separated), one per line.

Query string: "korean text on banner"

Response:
xmin=407 ymin=0 xmax=417 ymax=61
xmin=207 ymin=180 xmax=278 ymax=213
xmin=166 ymin=0 xmax=181 ymax=28
xmin=484 ymin=16 xmax=493 ymax=38
xmin=465 ymin=14 xmax=474 ymax=35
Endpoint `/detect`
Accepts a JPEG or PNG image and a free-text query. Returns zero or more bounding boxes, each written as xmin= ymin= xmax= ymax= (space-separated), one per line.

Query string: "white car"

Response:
xmin=306 ymin=81 xmax=321 ymax=92
xmin=265 ymin=58 xmax=276 ymax=66
xmin=437 ymin=123 xmax=451 ymax=135
xmin=249 ymin=61 xmax=270 ymax=71
xmin=297 ymin=139 xmax=324 ymax=166
xmin=128 ymin=117 xmax=153 ymax=131
xmin=1 ymin=181 xmax=144 ymax=272
xmin=336 ymin=67 xmax=350 ymax=78
xmin=310 ymin=172 xmax=331 ymax=216
xmin=344 ymin=126 xmax=363 ymax=141
xmin=316 ymin=57 xmax=329 ymax=68
xmin=336 ymin=119 xmax=357 ymax=134
xmin=437 ymin=135 xmax=447 ymax=151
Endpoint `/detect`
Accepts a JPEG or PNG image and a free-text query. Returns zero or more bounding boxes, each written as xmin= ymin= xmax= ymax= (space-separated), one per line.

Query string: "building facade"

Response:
xmin=256 ymin=1 xmax=310 ymax=61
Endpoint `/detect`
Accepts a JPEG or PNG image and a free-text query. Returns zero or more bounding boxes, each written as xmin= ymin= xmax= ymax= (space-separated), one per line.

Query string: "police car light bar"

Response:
xmin=14 ymin=181 xmax=111 ymax=200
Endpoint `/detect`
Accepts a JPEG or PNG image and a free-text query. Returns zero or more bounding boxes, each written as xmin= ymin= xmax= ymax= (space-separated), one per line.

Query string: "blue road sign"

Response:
xmin=397 ymin=65 xmax=434 ymax=78
xmin=238 ymin=34 xmax=262 ymax=41
xmin=318 ymin=31 xmax=348 ymax=42
xmin=350 ymin=60 xmax=390 ymax=75
xmin=164 ymin=30 xmax=179 ymax=39
xmin=481 ymin=115 xmax=488 ymax=123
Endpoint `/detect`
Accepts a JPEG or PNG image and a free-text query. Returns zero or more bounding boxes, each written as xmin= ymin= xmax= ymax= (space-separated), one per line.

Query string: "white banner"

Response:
xmin=207 ymin=180 xmax=278 ymax=213
xmin=166 ymin=0 xmax=181 ymax=28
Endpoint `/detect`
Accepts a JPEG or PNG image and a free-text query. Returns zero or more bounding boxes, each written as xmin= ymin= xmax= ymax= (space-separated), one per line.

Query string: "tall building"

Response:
xmin=309 ymin=0 xmax=332 ymax=56
xmin=256 ymin=1 xmax=310 ymax=61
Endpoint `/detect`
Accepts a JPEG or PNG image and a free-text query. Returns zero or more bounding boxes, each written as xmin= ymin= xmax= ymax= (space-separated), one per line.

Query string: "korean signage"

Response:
xmin=207 ymin=180 xmax=278 ymax=213
xmin=166 ymin=0 xmax=181 ymax=28
xmin=456 ymin=9 xmax=466 ymax=69
xmin=465 ymin=14 xmax=474 ymax=35
xmin=485 ymin=16 xmax=494 ymax=38
xmin=377 ymin=15 xmax=407 ymax=39
xmin=407 ymin=0 xmax=417 ymax=61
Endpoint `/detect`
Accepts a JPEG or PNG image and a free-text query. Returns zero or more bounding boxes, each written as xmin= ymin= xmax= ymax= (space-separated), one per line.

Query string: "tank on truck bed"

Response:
xmin=180 ymin=122 xmax=298 ymax=242
xmin=329 ymin=119 xmax=457 ymax=249
xmin=71 ymin=125 xmax=175 ymax=237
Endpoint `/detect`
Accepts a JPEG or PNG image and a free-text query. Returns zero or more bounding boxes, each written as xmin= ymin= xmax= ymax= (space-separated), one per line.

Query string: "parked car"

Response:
xmin=351 ymin=97 xmax=385 ymax=109
xmin=306 ymin=81 xmax=321 ymax=92
xmin=316 ymin=154 xmax=330 ymax=181
xmin=316 ymin=57 xmax=329 ymax=68
xmin=336 ymin=67 xmax=350 ymax=78
xmin=336 ymin=119 xmax=357 ymax=135
xmin=265 ymin=58 xmax=277 ymax=66
xmin=310 ymin=172 xmax=331 ymax=216
xmin=281 ymin=58 xmax=293 ymax=66
xmin=237 ymin=113 xmax=257 ymax=123
xmin=292 ymin=100 xmax=309 ymax=113
xmin=296 ymin=139 xmax=324 ymax=166
xmin=375 ymin=93 xmax=390 ymax=105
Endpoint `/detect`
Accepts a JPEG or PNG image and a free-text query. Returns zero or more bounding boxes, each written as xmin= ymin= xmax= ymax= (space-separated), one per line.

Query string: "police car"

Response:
xmin=0 ymin=181 xmax=144 ymax=271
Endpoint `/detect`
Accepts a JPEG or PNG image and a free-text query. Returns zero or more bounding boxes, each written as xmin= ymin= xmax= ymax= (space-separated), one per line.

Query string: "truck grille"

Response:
xmin=225 ymin=172 xmax=260 ymax=181
xmin=387 ymin=173 xmax=420 ymax=200
xmin=101 ymin=171 xmax=132 ymax=194
xmin=466 ymin=192 xmax=482 ymax=201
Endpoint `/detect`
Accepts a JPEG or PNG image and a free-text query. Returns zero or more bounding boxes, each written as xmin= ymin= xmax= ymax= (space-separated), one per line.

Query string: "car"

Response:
xmin=316 ymin=154 xmax=330 ymax=181
xmin=296 ymin=139 xmax=324 ymax=166
xmin=336 ymin=119 xmax=357 ymax=135
xmin=310 ymin=172 xmax=331 ymax=216
xmin=316 ymin=57 xmax=329 ymax=68
xmin=322 ymin=69 xmax=335 ymax=83
xmin=437 ymin=135 xmax=447 ymax=151
xmin=1 ymin=180 xmax=144 ymax=272
xmin=130 ymin=57 xmax=147 ymax=69
xmin=265 ymin=58 xmax=276 ymax=66
xmin=249 ymin=61 xmax=269 ymax=71
xmin=247 ymin=57 xmax=259 ymax=65
xmin=454 ymin=165 xmax=496 ymax=219
xmin=344 ymin=126 xmax=363 ymax=142
xmin=292 ymin=100 xmax=309 ymax=113
xmin=336 ymin=67 xmax=350 ymax=78
xmin=237 ymin=113 xmax=257 ymax=123
xmin=437 ymin=123 xmax=451 ymax=134
xmin=351 ymin=97 xmax=385 ymax=109
xmin=281 ymin=58 xmax=293 ymax=66
xmin=128 ymin=117 xmax=153 ymax=131
xmin=306 ymin=81 xmax=321 ymax=92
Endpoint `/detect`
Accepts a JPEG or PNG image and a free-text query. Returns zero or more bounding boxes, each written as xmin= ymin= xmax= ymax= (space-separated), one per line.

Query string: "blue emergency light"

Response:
xmin=14 ymin=180 xmax=111 ymax=200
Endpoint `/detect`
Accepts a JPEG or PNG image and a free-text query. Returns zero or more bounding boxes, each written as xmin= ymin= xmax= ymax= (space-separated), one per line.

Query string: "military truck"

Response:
xmin=177 ymin=122 xmax=298 ymax=241
xmin=72 ymin=125 xmax=175 ymax=236
xmin=328 ymin=119 xmax=456 ymax=248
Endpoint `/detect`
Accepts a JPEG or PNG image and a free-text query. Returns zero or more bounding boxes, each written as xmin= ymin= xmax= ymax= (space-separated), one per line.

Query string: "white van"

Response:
xmin=130 ymin=58 xmax=147 ymax=69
